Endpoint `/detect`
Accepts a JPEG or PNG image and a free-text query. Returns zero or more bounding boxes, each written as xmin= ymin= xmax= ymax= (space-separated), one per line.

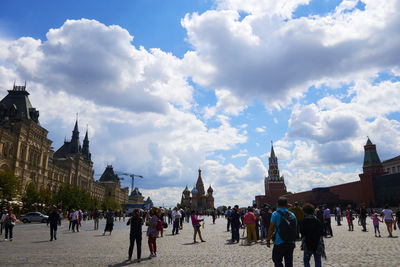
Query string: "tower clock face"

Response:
xmin=273 ymin=169 xmax=278 ymax=175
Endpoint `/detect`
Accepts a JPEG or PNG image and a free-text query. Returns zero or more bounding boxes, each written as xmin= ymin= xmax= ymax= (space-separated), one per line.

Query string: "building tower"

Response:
xmin=82 ymin=128 xmax=91 ymax=162
xmin=191 ymin=186 xmax=199 ymax=209
xmin=206 ymin=185 xmax=214 ymax=209
xmin=70 ymin=119 xmax=80 ymax=153
xmin=265 ymin=142 xmax=287 ymax=205
xmin=196 ymin=168 xmax=205 ymax=196
xmin=359 ymin=137 xmax=384 ymax=205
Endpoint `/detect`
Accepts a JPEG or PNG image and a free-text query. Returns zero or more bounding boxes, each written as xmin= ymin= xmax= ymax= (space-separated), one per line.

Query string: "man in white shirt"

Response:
xmin=172 ymin=207 xmax=181 ymax=235
xmin=71 ymin=209 xmax=79 ymax=232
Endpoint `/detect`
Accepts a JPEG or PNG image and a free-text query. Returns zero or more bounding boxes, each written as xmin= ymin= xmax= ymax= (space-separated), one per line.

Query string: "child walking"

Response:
xmin=371 ymin=213 xmax=383 ymax=237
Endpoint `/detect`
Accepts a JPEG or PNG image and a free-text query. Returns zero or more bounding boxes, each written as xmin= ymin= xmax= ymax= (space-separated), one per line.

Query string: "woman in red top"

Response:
xmin=244 ymin=207 xmax=257 ymax=244
xmin=191 ymin=211 xmax=205 ymax=243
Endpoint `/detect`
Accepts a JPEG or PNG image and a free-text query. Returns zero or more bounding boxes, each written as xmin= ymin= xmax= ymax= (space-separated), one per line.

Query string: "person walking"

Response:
xmin=323 ymin=205 xmax=333 ymax=237
xmin=370 ymin=213 xmax=383 ymax=237
xmin=359 ymin=204 xmax=368 ymax=232
xmin=231 ymin=206 xmax=241 ymax=243
xmin=315 ymin=206 xmax=324 ymax=234
xmin=346 ymin=205 xmax=354 ymax=231
xmin=0 ymin=209 xmax=7 ymax=236
xmin=167 ymin=208 xmax=172 ymax=224
xmin=260 ymin=204 xmax=272 ymax=241
xmin=78 ymin=209 xmax=82 ymax=227
xmin=254 ymin=205 xmax=261 ymax=241
xmin=381 ymin=205 xmax=394 ymax=237
xmin=226 ymin=206 xmax=232 ymax=232
xmin=127 ymin=208 xmax=143 ymax=262
xmin=71 ymin=209 xmax=79 ymax=232
xmin=103 ymin=210 xmax=114 ymax=235
xmin=191 ymin=210 xmax=205 ymax=243
xmin=292 ymin=202 xmax=304 ymax=240
xmin=179 ymin=208 xmax=184 ymax=230
xmin=300 ymin=203 xmax=325 ymax=267
xmin=47 ymin=206 xmax=60 ymax=241
xmin=68 ymin=210 xmax=73 ymax=230
xmin=243 ymin=207 xmax=257 ymax=244
xmin=4 ymin=209 xmax=17 ymax=241
xmin=335 ymin=205 xmax=341 ymax=226
xmin=172 ymin=207 xmax=181 ymax=235
xmin=396 ymin=204 xmax=400 ymax=231
xmin=266 ymin=197 xmax=297 ymax=267
xmin=146 ymin=207 xmax=159 ymax=258
xmin=93 ymin=209 xmax=100 ymax=230
xmin=212 ymin=208 xmax=217 ymax=224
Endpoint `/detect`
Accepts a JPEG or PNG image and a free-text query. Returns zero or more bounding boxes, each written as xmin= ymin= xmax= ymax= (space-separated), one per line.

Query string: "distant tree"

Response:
xmin=22 ymin=182 xmax=40 ymax=211
xmin=39 ymin=187 xmax=52 ymax=207
xmin=102 ymin=199 xmax=122 ymax=211
xmin=0 ymin=172 xmax=20 ymax=200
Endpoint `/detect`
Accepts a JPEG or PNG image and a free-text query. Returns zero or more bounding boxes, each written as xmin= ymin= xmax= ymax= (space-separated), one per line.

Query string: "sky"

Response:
xmin=1 ymin=0 xmax=400 ymax=207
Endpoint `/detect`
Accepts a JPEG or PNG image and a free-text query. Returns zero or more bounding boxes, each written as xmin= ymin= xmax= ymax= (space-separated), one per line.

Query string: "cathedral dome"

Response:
xmin=183 ymin=185 xmax=190 ymax=194
xmin=191 ymin=187 xmax=198 ymax=194
xmin=207 ymin=185 xmax=213 ymax=193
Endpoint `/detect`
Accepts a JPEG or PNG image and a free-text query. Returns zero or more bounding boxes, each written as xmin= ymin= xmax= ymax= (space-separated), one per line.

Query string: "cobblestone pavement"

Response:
xmin=0 ymin=216 xmax=399 ymax=266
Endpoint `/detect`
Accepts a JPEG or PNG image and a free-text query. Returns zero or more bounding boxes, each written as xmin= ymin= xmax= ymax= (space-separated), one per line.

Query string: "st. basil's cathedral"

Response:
xmin=180 ymin=169 xmax=214 ymax=210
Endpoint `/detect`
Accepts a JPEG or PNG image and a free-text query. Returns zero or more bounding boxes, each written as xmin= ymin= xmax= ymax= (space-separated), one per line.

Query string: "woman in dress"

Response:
xmin=103 ymin=210 xmax=114 ymax=236
xmin=147 ymin=207 xmax=159 ymax=258
xmin=381 ymin=204 xmax=394 ymax=237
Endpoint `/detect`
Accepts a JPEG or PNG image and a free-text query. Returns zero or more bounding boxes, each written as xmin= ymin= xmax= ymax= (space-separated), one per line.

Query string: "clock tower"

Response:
xmin=264 ymin=142 xmax=287 ymax=204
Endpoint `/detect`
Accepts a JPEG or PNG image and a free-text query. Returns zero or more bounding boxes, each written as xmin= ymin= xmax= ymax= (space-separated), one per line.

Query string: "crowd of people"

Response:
xmin=222 ymin=199 xmax=400 ymax=267
xmin=1 ymin=201 xmax=400 ymax=266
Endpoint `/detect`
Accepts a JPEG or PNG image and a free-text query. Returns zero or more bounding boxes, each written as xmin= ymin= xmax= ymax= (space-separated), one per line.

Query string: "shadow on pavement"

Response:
xmin=31 ymin=240 xmax=50 ymax=243
xmin=108 ymin=257 xmax=151 ymax=267
xmin=182 ymin=242 xmax=199 ymax=245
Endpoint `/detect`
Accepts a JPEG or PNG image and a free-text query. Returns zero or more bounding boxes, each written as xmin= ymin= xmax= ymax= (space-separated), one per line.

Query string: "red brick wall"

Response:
xmin=328 ymin=181 xmax=363 ymax=203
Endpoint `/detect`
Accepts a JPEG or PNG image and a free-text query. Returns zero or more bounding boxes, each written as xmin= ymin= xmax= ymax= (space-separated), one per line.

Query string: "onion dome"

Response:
xmin=191 ymin=187 xmax=198 ymax=194
xmin=183 ymin=185 xmax=190 ymax=194
xmin=207 ymin=185 xmax=213 ymax=193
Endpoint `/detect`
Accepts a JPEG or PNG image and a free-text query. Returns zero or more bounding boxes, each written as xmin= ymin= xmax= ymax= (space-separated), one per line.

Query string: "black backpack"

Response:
xmin=277 ymin=210 xmax=297 ymax=242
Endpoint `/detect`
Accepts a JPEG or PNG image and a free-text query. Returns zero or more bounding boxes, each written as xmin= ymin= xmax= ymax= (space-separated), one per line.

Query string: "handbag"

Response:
xmin=162 ymin=222 xmax=168 ymax=229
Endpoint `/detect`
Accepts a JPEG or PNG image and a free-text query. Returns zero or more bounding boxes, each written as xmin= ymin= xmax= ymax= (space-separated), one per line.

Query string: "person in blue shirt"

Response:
xmin=225 ymin=206 xmax=232 ymax=232
xmin=266 ymin=197 xmax=297 ymax=267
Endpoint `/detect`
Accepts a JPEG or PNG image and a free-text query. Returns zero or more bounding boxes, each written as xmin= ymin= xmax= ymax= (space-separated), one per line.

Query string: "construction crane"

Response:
xmin=114 ymin=171 xmax=143 ymax=194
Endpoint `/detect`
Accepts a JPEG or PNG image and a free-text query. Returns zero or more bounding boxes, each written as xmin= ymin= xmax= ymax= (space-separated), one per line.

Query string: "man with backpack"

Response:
xmin=266 ymin=197 xmax=297 ymax=267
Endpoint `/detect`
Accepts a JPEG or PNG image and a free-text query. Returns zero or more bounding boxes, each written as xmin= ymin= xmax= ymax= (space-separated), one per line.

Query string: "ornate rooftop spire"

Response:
xmin=82 ymin=126 xmax=91 ymax=161
xmin=70 ymin=117 xmax=80 ymax=153
xmin=270 ymin=141 xmax=276 ymax=159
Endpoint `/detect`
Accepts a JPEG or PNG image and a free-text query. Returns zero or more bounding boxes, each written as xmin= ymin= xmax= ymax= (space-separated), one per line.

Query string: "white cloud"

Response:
xmin=182 ymin=0 xmax=400 ymax=110
xmin=231 ymin=149 xmax=248 ymax=158
xmin=255 ymin=126 xmax=266 ymax=133
xmin=285 ymin=169 xmax=361 ymax=193
xmin=1 ymin=19 xmax=193 ymax=114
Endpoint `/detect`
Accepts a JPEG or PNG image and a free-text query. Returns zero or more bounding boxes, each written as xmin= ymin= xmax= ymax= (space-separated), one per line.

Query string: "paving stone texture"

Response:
xmin=0 ymin=216 xmax=399 ymax=266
